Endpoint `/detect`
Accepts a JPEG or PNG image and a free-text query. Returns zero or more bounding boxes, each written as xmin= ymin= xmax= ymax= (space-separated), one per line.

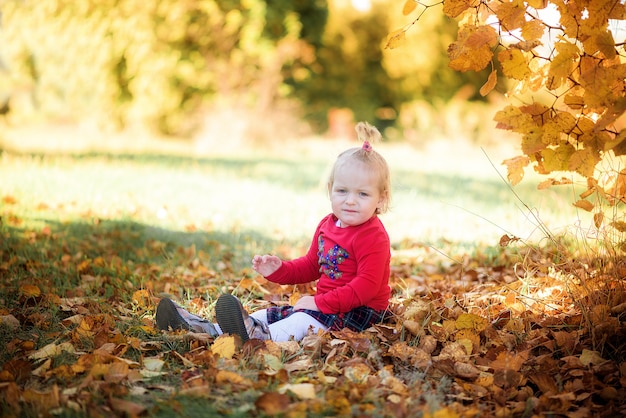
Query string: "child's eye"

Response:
xmin=359 ymin=192 xmax=369 ymax=197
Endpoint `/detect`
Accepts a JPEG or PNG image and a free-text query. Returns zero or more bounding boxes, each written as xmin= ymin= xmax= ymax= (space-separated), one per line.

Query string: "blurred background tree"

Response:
xmin=0 ymin=0 xmax=493 ymax=145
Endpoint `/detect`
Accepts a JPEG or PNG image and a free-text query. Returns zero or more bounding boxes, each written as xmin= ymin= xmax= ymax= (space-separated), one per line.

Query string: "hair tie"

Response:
xmin=362 ymin=140 xmax=372 ymax=152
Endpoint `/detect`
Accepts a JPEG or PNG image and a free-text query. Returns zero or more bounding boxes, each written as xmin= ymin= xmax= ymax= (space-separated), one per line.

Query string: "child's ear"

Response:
xmin=377 ymin=191 xmax=388 ymax=209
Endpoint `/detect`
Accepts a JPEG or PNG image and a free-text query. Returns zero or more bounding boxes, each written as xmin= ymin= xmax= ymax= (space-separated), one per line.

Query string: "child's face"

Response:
xmin=330 ymin=159 xmax=385 ymax=227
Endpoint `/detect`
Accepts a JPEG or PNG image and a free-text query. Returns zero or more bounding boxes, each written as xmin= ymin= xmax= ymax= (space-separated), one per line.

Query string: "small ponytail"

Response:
xmin=355 ymin=121 xmax=382 ymax=152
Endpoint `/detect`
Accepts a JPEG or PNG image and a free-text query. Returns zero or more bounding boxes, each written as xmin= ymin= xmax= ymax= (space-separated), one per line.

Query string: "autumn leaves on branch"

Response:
xmin=388 ymin=0 xmax=626 ymax=225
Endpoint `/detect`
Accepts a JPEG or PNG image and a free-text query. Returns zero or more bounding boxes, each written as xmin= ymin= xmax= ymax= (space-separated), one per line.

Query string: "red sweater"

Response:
xmin=266 ymin=213 xmax=391 ymax=314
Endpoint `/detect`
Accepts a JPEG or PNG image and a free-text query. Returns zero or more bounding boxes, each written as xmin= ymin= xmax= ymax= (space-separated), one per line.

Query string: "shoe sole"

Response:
xmin=156 ymin=298 xmax=191 ymax=331
xmin=215 ymin=294 xmax=249 ymax=343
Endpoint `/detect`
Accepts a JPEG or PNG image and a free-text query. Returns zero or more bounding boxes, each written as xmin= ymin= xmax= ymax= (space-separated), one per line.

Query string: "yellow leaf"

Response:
xmin=215 ymin=369 xmax=253 ymax=387
xmin=498 ymin=49 xmax=531 ymax=80
xmin=448 ymin=25 xmax=497 ymax=72
xmin=502 ymin=155 xmax=530 ymax=185
xmin=443 ymin=0 xmax=473 ymax=18
xmin=211 ymin=335 xmax=238 ymax=359
xmin=568 ymin=147 xmax=599 ymax=177
xmin=540 ymin=144 xmax=575 ymax=173
xmin=424 ymin=407 xmax=461 ymax=418
xmin=564 ymin=93 xmax=585 ymax=109
xmin=579 ymin=349 xmax=605 ymax=366
xmin=455 ymin=313 xmax=488 ymax=332
xmin=20 ymin=284 xmax=41 ymax=298
xmin=521 ymin=129 xmax=546 ymax=155
xmin=479 ymin=70 xmax=497 ymax=96
xmin=494 ymin=105 xmax=534 ymax=132
xmin=521 ymin=19 xmax=546 ymax=42
xmin=584 ymin=30 xmax=616 ymax=59
xmin=548 ymin=41 xmax=580 ymax=89
xmin=131 ymin=289 xmax=150 ymax=308
xmin=496 ymin=1 xmax=526 ymax=30
xmin=289 ymin=291 xmax=301 ymax=306
xmin=385 ymin=28 xmax=406 ymax=50
xmin=402 ymin=0 xmax=417 ymax=15
xmin=573 ymin=199 xmax=594 ymax=212
xmin=279 ymin=383 xmax=317 ymax=399
xmin=526 ymin=0 xmax=548 ymax=8
xmin=455 ymin=332 xmax=479 ymax=354
xmin=29 ymin=342 xmax=76 ymax=360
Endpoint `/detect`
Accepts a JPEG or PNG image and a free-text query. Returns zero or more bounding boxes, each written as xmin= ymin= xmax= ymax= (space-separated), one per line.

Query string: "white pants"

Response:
xmin=185 ymin=307 xmax=328 ymax=342
xmin=249 ymin=309 xmax=328 ymax=342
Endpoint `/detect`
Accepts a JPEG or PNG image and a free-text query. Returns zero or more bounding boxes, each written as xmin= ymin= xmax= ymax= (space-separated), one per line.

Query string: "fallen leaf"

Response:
xmin=211 ymin=335 xmax=238 ymax=359
xmin=29 ymin=342 xmax=76 ymax=360
xmin=279 ymin=383 xmax=317 ymax=399
xmin=255 ymin=392 xmax=290 ymax=415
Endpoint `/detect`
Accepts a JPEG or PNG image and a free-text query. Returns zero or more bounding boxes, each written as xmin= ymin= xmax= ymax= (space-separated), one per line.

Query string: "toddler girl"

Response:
xmin=156 ymin=121 xmax=392 ymax=342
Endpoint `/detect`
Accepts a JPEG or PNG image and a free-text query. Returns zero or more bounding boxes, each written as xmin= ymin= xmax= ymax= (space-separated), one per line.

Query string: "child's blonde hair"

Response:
xmin=327 ymin=121 xmax=391 ymax=214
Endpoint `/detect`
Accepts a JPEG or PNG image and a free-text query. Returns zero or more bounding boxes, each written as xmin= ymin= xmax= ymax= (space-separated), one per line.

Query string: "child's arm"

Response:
xmin=252 ymin=255 xmax=282 ymax=276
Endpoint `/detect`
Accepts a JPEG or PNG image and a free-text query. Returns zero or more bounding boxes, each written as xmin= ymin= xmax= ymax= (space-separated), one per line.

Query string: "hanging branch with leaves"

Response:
xmin=387 ymin=0 xmax=626 ymax=231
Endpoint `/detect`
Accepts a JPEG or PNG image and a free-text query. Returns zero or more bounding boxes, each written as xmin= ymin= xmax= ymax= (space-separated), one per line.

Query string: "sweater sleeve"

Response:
xmin=314 ymin=228 xmax=390 ymax=313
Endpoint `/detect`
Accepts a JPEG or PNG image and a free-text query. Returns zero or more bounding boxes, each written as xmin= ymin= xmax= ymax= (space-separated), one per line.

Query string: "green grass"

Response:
xmin=0 ymin=140 xmax=588 ymax=257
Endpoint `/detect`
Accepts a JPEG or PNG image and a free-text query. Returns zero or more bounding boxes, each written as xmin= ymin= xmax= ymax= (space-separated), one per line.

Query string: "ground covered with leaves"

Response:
xmin=1 ymin=203 xmax=625 ymax=418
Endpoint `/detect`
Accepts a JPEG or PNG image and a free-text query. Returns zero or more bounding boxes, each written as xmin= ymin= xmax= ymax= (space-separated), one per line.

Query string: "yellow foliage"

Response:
xmin=455 ymin=313 xmax=488 ymax=332
xmin=498 ymin=49 xmax=531 ymax=80
xmin=502 ymin=155 xmax=530 ymax=185
xmin=442 ymin=0 xmax=474 ymax=18
xmin=448 ymin=25 xmax=497 ymax=72
xmin=211 ymin=335 xmax=238 ymax=359
xmin=495 ymin=1 xmax=527 ymax=31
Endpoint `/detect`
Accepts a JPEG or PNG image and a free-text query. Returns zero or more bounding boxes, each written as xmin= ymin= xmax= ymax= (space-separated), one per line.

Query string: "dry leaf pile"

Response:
xmin=1 ymin=217 xmax=625 ymax=417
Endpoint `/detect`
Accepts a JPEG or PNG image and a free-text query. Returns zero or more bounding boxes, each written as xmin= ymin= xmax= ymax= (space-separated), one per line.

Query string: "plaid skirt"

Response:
xmin=265 ymin=305 xmax=386 ymax=332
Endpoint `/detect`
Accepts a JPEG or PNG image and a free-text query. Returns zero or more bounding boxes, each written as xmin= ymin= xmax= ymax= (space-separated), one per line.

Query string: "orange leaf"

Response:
xmin=573 ymin=199 xmax=594 ymax=212
xmin=594 ymin=212 xmax=604 ymax=228
xmin=479 ymin=70 xmax=497 ymax=96
xmin=255 ymin=392 xmax=290 ymax=415
xmin=490 ymin=350 xmax=528 ymax=372
xmin=110 ymin=398 xmax=147 ymax=417
xmin=537 ymin=177 xmax=573 ymax=190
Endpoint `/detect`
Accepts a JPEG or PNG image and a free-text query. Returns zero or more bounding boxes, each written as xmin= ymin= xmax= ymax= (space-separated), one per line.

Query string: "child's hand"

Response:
xmin=293 ymin=295 xmax=319 ymax=312
xmin=252 ymin=255 xmax=282 ymax=277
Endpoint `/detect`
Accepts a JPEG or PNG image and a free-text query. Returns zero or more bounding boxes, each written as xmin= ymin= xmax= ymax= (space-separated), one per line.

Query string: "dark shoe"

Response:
xmin=215 ymin=294 xmax=270 ymax=342
xmin=155 ymin=298 xmax=191 ymax=331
